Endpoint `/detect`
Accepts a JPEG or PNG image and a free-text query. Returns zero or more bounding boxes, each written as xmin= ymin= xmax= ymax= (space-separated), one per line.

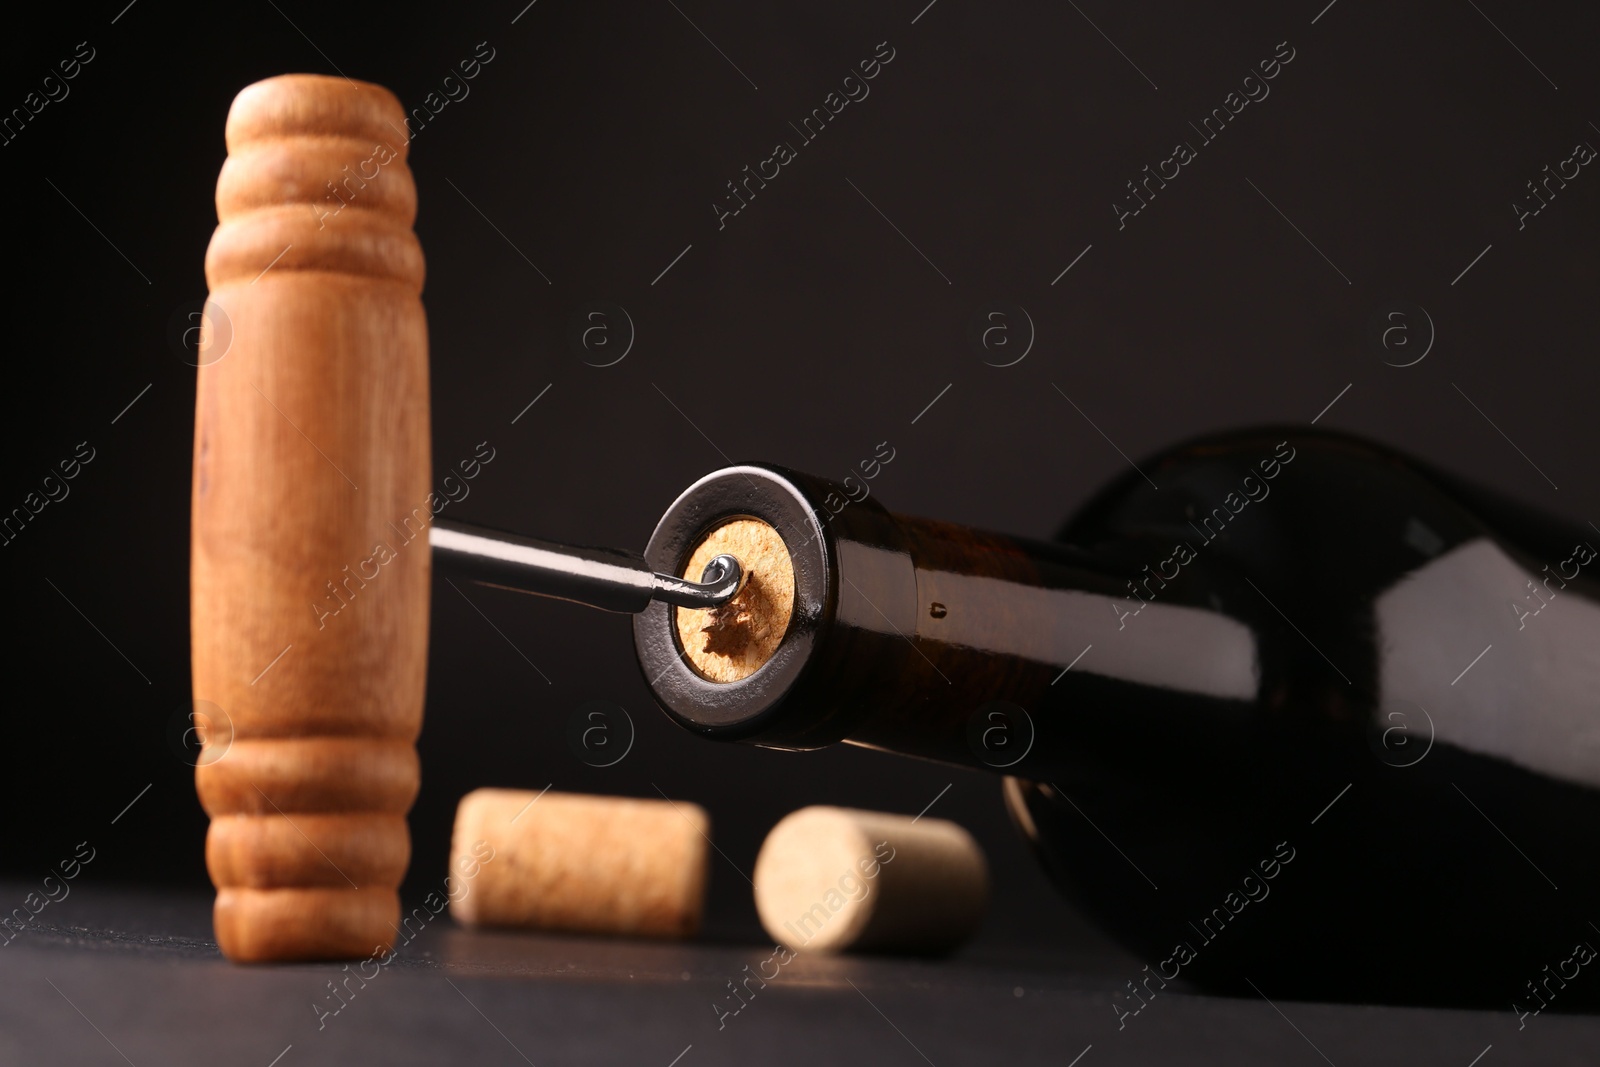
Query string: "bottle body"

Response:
xmin=1005 ymin=428 xmax=1600 ymax=1007
xmin=636 ymin=429 xmax=1600 ymax=1006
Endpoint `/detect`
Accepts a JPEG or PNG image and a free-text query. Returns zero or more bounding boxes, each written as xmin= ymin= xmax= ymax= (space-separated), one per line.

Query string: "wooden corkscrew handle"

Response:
xmin=192 ymin=74 xmax=431 ymax=962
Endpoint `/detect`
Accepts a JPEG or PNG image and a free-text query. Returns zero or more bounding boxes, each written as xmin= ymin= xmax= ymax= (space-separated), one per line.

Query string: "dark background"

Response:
xmin=2 ymin=0 xmax=1597 ymax=1042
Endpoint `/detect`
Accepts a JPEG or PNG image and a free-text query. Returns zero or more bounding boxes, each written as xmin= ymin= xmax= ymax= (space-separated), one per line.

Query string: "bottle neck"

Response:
xmin=637 ymin=442 xmax=1600 ymax=795
xmin=821 ymin=509 xmax=1273 ymax=779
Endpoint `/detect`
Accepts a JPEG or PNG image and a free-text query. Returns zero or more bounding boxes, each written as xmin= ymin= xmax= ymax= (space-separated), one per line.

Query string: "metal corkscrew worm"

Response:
xmin=429 ymin=519 xmax=746 ymax=613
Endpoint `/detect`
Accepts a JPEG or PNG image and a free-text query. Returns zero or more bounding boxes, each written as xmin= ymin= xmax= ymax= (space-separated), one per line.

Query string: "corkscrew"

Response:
xmin=429 ymin=520 xmax=746 ymax=613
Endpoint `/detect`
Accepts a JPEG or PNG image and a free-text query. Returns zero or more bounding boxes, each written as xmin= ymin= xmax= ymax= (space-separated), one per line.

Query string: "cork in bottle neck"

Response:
xmin=675 ymin=519 xmax=796 ymax=682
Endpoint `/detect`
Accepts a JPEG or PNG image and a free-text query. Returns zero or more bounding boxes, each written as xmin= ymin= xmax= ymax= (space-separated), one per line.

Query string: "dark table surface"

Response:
xmin=3 ymin=880 xmax=1594 ymax=1066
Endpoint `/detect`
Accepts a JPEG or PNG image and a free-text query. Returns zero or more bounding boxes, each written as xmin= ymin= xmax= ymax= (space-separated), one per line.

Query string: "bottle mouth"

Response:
xmin=633 ymin=465 xmax=832 ymax=740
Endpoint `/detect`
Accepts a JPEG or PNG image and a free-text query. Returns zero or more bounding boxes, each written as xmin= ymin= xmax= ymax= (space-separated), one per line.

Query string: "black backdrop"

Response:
xmin=4 ymin=0 xmax=1597 ymax=957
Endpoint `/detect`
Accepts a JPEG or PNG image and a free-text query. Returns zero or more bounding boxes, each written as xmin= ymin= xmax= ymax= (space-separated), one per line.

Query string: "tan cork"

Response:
xmin=674 ymin=519 xmax=795 ymax=682
xmin=753 ymin=806 xmax=989 ymax=954
xmin=449 ymin=788 xmax=710 ymax=939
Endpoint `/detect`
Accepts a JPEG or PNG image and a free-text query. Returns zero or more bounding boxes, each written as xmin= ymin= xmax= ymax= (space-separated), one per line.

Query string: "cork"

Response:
xmin=753 ymin=806 xmax=988 ymax=954
xmin=449 ymin=788 xmax=710 ymax=939
xmin=675 ymin=518 xmax=796 ymax=681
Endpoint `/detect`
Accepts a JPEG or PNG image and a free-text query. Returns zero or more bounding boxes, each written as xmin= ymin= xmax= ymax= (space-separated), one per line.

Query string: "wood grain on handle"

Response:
xmin=192 ymin=74 xmax=430 ymax=962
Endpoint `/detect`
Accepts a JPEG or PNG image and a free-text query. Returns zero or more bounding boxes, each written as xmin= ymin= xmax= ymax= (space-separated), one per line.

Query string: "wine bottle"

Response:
xmin=632 ymin=427 xmax=1600 ymax=1008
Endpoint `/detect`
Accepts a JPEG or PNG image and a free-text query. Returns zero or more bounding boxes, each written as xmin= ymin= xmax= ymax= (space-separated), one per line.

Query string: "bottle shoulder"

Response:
xmin=1059 ymin=428 xmax=1594 ymax=599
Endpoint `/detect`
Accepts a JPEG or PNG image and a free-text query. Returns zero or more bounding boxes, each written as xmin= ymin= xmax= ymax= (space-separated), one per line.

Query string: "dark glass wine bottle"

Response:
xmin=633 ymin=428 xmax=1600 ymax=1008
